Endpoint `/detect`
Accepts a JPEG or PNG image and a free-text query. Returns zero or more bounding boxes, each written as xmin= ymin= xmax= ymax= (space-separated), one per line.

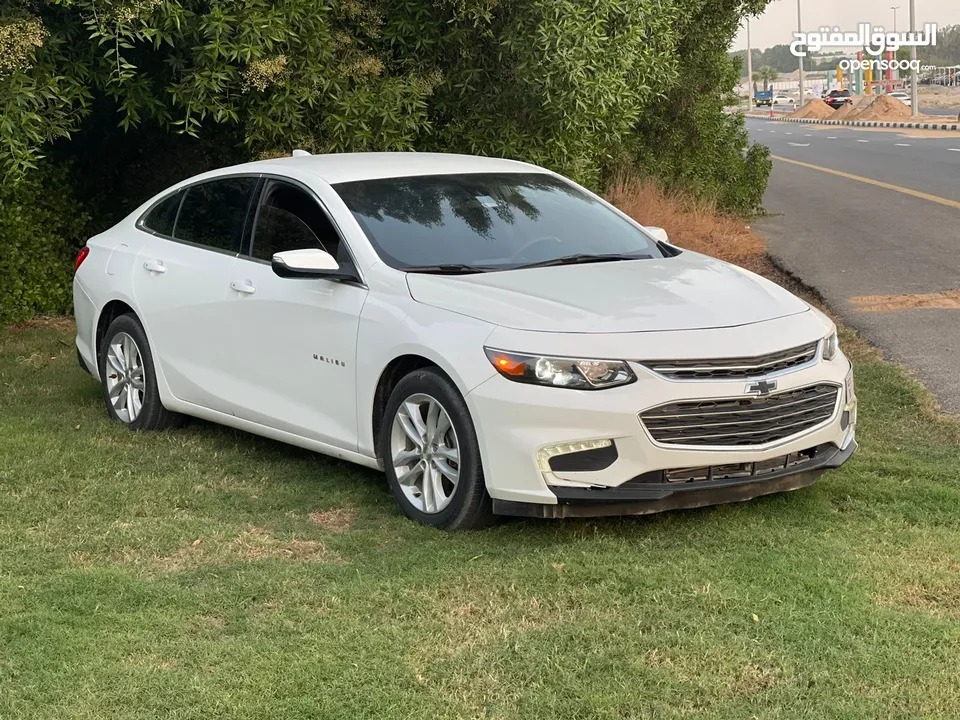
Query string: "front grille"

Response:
xmin=641 ymin=342 xmax=819 ymax=380
xmin=640 ymin=384 xmax=839 ymax=447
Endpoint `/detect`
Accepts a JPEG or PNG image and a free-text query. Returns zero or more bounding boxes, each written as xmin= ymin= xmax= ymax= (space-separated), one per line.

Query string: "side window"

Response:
xmin=174 ymin=177 xmax=256 ymax=254
xmin=142 ymin=191 xmax=182 ymax=236
xmin=251 ymin=182 xmax=342 ymax=263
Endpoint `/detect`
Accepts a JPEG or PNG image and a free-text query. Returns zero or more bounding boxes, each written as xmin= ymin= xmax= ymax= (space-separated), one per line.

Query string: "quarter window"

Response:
xmin=141 ymin=192 xmax=182 ymax=236
xmin=174 ymin=178 xmax=257 ymax=254
xmin=251 ymin=182 xmax=342 ymax=262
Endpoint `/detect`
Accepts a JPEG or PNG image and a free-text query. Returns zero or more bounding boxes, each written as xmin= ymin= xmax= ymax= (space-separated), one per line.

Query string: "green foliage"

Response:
xmin=630 ymin=1 xmax=772 ymax=215
xmin=1 ymin=0 xmax=776 ymax=320
xmin=1 ymin=0 xmax=772 ymax=191
xmin=0 ymin=162 xmax=89 ymax=323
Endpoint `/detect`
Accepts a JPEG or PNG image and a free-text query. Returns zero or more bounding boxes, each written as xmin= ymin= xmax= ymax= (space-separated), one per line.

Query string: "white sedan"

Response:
xmin=772 ymin=95 xmax=797 ymax=106
xmin=74 ymin=153 xmax=857 ymax=529
xmin=888 ymin=91 xmax=912 ymax=107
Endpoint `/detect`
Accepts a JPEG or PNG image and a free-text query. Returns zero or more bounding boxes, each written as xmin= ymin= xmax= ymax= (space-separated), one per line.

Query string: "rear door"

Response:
xmin=220 ymin=178 xmax=368 ymax=449
xmin=133 ymin=176 xmax=259 ymax=413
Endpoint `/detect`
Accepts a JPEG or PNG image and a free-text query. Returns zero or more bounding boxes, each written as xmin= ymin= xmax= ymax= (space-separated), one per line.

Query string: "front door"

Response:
xmin=222 ymin=179 xmax=368 ymax=450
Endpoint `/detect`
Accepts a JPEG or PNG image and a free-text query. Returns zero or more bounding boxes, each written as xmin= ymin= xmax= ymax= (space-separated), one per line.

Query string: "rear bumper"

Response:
xmin=492 ymin=440 xmax=856 ymax=519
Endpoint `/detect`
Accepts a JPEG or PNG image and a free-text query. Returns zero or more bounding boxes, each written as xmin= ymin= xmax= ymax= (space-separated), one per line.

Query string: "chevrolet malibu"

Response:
xmin=74 ymin=152 xmax=857 ymax=530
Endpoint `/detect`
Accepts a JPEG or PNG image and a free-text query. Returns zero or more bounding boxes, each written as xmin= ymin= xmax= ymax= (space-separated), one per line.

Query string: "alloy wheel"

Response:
xmin=389 ymin=393 xmax=461 ymax=514
xmin=105 ymin=332 xmax=145 ymax=423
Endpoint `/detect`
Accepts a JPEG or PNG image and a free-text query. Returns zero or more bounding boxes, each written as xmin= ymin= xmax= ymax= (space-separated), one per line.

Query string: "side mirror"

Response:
xmin=272 ymin=248 xmax=341 ymax=278
xmin=644 ymin=226 xmax=669 ymax=244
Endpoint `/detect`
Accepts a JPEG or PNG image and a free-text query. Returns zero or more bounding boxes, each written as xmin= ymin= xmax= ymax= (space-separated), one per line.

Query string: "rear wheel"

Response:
xmin=98 ymin=314 xmax=183 ymax=431
xmin=381 ymin=369 xmax=495 ymax=530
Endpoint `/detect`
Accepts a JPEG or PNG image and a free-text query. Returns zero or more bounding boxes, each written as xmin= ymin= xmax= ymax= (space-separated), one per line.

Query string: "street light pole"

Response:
xmin=891 ymin=6 xmax=899 ymax=33
xmin=909 ymin=0 xmax=918 ymax=117
xmin=746 ymin=19 xmax=753 ymax=111
xmin=797 ymin=0 xmax=805 ymax=107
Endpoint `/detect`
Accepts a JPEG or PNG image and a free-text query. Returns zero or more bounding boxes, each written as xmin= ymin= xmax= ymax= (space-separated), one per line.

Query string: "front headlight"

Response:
xmin=484 ymin=348 xmax=636 ymax=390
xmin=822 ymin=331 xmax=839 ymax=360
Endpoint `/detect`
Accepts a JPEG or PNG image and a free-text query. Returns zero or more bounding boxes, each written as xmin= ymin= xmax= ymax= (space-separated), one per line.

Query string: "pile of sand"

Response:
xmin=829 ymin=103 xmax=859 ymax=120
xmin=793 ymin=99 xmax=834 ymax=119
xmin=850 ymin=94 xmax=912 ymax=121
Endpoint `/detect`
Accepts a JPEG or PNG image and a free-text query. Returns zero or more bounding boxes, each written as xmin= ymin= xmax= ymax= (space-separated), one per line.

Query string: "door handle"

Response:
xmin=143 ymin=260 xmax=166 ymax=274
xmin=230 ymin=280 xmax=256 ymax=295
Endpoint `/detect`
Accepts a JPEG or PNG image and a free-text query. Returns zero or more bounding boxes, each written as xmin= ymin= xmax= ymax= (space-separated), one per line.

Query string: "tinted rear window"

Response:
xmin=174 ymin=178 xmax=256 ymax=254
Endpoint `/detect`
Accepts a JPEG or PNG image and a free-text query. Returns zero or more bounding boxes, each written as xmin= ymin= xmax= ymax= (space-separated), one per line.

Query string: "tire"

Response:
xmin=380 ymin=368 xmax=495 ymax=530
xmin=98 ymin=314 xmax=184 ymax=431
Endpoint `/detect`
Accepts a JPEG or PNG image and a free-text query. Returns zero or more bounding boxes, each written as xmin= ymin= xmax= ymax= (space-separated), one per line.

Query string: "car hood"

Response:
xmin=405 ymin=253 xmax=809 ymax=333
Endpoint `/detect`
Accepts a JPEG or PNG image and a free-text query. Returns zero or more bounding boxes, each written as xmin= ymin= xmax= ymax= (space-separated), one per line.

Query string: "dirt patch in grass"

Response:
xmin=73 ymin=526 xmax=340 ymax=573
xmin=309 ymin=507 xmax=356 ymax=532
xmin=871 ymin=542 xmax=960 ymax=620
xmin=5 ymin=316 xmax=76 ymax=332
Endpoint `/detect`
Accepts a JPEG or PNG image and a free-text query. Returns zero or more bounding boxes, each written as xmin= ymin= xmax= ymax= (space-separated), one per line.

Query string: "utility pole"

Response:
xmin=909 ymin=0 xmax=918 ymax=117
xmin=746 ymin=19 xmax=753 ymax=111
xmin=891 ymin=6 xmax=900 ymax=33
xmin=797 ymin=0 xmax=805 ymax=106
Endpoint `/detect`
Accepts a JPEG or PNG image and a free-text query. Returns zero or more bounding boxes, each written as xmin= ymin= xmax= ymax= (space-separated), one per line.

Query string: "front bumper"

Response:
xmin=466 ymin=337 xmax=857 ymax=512
xmin=493 ymin=440 xmax=856 ymax=518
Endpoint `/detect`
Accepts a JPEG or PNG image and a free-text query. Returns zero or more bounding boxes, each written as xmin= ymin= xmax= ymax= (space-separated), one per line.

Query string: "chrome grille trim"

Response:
xmin=641 ymin=342 xmax=820 ymax=380
xmin=640 ymin=384 xmax=840 ymax=448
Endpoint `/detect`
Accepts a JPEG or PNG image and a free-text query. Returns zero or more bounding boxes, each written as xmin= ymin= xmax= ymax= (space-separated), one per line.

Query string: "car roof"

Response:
xmin=239 ymin=152 xmax=546 ymax=184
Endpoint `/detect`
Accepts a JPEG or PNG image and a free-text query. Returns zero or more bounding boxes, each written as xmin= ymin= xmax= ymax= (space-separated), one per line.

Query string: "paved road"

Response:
xmin=756 ymin=105 xmax=959 ymax=118
xmin=746 ymin=116 xmax=960 ymax=413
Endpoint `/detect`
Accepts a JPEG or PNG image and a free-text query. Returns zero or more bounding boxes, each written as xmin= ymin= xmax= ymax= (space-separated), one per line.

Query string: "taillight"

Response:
xmin=75 ymin=246 xmax=90 ymax=272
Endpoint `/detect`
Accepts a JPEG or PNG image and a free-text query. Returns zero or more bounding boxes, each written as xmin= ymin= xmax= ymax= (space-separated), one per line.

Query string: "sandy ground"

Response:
xmin=918 ymin=87 xmax=960 ymax=109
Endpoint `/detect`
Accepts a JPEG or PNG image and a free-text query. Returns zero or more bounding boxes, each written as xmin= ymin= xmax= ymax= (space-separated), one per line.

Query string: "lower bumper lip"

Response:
xmin=493 ymin=440 xmax=857 ymax=519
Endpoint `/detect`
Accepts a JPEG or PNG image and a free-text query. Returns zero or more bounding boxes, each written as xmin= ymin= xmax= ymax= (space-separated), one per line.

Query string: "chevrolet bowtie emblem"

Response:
xmin=745 ymin=379 xmax=777 ymax=396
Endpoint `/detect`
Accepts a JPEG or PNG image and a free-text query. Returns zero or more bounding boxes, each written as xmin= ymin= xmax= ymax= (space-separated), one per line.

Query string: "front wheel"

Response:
xmin=380 ymin=369 xmax=494 ymax=530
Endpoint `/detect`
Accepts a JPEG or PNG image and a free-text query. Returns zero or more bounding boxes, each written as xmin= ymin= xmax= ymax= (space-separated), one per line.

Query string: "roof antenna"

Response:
xmin=292 ymin=149 xmax=311 ymax=157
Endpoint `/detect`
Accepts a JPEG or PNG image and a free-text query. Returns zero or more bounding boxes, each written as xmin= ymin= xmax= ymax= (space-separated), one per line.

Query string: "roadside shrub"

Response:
xmin=0 ymin=164 xmax=89 ymax=323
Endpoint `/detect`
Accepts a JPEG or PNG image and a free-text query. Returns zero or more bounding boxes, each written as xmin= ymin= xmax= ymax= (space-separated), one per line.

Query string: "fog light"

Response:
xmin=537 ymin=439 xmax=612 ymax=472
xmin=844 ymin=367 xmax=855 ymax=403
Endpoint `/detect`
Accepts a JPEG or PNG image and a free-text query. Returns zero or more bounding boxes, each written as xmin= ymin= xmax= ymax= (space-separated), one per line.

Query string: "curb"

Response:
xmin=770 ymin=116 xmax=960 ymax=131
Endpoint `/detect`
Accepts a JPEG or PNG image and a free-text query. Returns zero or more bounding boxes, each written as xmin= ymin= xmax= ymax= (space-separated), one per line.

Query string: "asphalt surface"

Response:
xmin=746 ymin=116 xmax=960 ymax=413
xmin=759 ymin=105 xmax=959 ymax=119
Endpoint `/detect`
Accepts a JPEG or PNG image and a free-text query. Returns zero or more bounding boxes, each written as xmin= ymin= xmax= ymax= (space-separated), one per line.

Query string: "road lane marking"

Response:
xmin=857 ymin=140 xmax=869 ymax=143
xmin=827 ymin=136 xmax=838 ymax=139
xmin=895 ymin=143 xmax=911 ymax=146
xmin=849 ymin=290 xmax=960 ymax=312
xmin=772 ymin=155 xmax=960 ymax=210
xmin=950 ymin=148 xmax=960 ymax=152
xmin=785 ymin=132 xmax=793 ymax=135
xmin=788 ymin=142 xmax=810 ymax=147
xmin=804 ymin=134 xmax=812 ymax=137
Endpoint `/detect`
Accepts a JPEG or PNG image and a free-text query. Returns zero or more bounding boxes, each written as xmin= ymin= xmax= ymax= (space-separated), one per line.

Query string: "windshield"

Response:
xmin=332 ymin=172 xmax=665 ymax=271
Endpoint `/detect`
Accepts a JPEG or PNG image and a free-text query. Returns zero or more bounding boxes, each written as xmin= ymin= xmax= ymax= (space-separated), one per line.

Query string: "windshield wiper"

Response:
xmin=403 ymin=264 xmax=500 ymax=275
xmin=513 ymin=253 xmax=653 ymax=270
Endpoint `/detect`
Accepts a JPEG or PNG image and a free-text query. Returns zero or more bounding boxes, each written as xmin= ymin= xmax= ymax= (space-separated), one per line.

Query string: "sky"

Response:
xmin=731 ymin=0 xmax=960 ymax=51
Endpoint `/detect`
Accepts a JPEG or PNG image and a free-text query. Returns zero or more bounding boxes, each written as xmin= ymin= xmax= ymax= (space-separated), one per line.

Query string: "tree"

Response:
xmin=755 ymin=65 xmax=779 ymax=90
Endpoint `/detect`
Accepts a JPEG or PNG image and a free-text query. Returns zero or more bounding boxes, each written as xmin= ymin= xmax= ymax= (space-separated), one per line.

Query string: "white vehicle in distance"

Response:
xmin=74 ymin=152 xmax=857 ymax=530
xmin=888 ymin=91 xmax=912 ymax=107
xmin=772 ymin=95 xmax=797 ymax=106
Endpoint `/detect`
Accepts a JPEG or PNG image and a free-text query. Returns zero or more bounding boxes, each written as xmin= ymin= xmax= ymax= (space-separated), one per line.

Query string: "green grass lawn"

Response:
xmin=1 ymin=319 xmax=959 ymax=719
